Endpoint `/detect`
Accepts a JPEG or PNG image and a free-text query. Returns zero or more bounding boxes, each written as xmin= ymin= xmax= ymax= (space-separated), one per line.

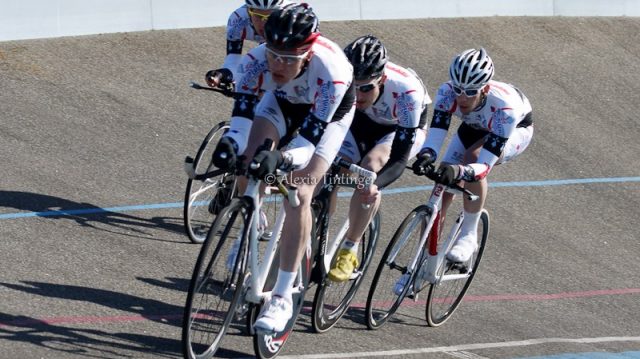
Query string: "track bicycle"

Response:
xmin=184 ymin=81 xmax=261 ymax=244
xmin=182 ymin=138 xmax=305 ymax=359
xmin=366 ymin=163 xmax=490 ymax=329
xmin=308 ymin=156 xmax=380 ymax=333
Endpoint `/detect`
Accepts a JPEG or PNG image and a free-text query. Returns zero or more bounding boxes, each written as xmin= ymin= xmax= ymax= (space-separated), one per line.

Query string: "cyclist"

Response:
xmin=211 ymin=4 xmax=355 ymax=332
xmin=327 ymin=35 xmax=432 ymax=282
xmin=412 ymin=48 xmax=533 ymax=263
xmin=204 ymin=0 xmax=293 ymax=90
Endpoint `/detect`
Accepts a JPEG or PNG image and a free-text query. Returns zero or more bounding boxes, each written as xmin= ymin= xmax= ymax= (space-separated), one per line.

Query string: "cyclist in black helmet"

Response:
xmin=203 ymin=0 xmax=292 ymax=90
xmin=212 ymin=3 xmax=356 ymax=333
xmin=327 ymin=35 xmax=433 ymax=282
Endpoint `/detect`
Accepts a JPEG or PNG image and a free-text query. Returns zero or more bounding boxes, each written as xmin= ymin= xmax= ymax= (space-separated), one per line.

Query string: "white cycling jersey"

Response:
xmin=422 ymin=80 xmax=533 ymax=178
xmin=360 ymin=61 xmax=432 ymax=129
xmin=226 ymin=35 xmax=355 ymax=168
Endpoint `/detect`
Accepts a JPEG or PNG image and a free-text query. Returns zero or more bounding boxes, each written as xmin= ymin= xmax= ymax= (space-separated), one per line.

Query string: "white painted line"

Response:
xmin=278 ymin=336 xmax=640 ymax=359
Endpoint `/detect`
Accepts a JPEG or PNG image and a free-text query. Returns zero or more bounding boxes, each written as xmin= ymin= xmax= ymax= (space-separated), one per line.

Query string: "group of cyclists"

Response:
xmin=200 ymin=0 xmax=534 ymax=334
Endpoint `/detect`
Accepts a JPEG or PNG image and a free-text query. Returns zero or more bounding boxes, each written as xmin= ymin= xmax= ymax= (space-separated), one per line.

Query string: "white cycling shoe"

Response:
xmin=253 ymin=295 xmax=293 ymax=333
xmin=446 ymin=232 xmax=478 ymax=263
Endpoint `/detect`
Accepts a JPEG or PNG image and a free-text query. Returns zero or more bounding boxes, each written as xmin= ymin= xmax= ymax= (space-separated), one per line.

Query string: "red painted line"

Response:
xmin=1 ymin=288 xmax=639 ymax=328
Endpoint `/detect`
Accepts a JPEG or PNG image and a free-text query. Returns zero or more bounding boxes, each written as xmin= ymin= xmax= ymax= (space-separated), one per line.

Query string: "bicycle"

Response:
xmin=308 ymin=156 xmax=380 ymax=333
xmin=181 ymin=142 xmax=380 ymax=358
xmin=182 ymin=138 xmax=305 ymax=359
xmin=183 ymin=82 xmax=237 ymax=244
xmin=365 ymin=163 xmax=489 ymax=329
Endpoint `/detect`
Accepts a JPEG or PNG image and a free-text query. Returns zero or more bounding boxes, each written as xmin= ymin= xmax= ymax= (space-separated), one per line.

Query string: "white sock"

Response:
xmin=460 ymin=210 xmax=481 ymax=237
xmin=341 ymin=239 xmax=359 ymax=253
xmin=272 ymin=269 xmax=296 ymax=302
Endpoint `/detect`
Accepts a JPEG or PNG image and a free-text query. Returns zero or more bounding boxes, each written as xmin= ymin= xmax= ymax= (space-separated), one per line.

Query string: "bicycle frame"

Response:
xmin=389 ymin=181 xmax=478 ymax=291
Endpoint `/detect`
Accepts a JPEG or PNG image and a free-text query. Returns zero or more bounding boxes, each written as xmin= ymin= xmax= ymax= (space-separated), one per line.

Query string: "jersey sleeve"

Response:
xmin=476 ymin=106 xmax=518 ymax=170
xmin=420 ymin=83 xmax=456 ymax=158
xmin=225 ymin=47 xmax=268 ymax=155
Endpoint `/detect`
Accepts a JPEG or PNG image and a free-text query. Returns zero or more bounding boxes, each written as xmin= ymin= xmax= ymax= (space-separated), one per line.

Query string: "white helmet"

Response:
xmin=449 ymin=48 xmax=494 ymax=89
xmin=245 ymin=0 xmax=285 ymax=10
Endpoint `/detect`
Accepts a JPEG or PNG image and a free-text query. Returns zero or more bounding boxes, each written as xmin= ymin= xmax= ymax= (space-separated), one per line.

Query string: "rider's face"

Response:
xmin=456 ymin=85 xmax=486 ymax=115
xmin=266 ymin=47 xmax=311 ymax=85
xmin=354 ymin=76 xmax=384 ymax=110
xmin=248 ymin=8 xmax=272 ymax=37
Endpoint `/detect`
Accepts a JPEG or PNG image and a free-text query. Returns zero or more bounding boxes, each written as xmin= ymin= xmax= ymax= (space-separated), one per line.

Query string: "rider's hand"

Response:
xmin=212 ymin=137 xmax=238 ymax=170
xmin=412 ymin=148 xmax=437 ymax=175
xmin=205 ymin=68 xmax=233 ymax=88
xmin=249 ymin=150 xmax=284 ymax=180
xmin=436 ymin=164 xmax=462 ymax=186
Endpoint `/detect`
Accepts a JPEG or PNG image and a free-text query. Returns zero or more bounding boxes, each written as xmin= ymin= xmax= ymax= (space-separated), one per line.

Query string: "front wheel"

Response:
xmin=425 ymin=209 xmax=490 ymax=326
xmin=366 ymin=206 xmax=430 ymax=330
xmin=311 ymin=212 xmax=381 ymax=333
xmin=184 ymin=121 xmax=235 ymax=244
xmin=182 ymin=199 xmax=250 ymax=359
xmin=251 ymin=246 xmax=311 ymax=359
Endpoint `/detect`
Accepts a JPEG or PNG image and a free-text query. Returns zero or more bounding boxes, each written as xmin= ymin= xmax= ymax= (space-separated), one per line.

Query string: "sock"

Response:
xmin=460 ymin=210 xmax=481 ymax=237
xmin=341 ymin=239 xmax=359 ymax=253
xmin=271 ymin=269 xmax=296 ymax=302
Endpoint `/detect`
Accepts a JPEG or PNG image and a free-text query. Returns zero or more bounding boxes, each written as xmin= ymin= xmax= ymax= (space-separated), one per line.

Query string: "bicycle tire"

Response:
xmin=311 ymin=211 xmax=381 ymax=333
xmin=182 ymin=198 xmax=251 ymax=359
xmin=252 ymin=245 xmax=311 ymax=359
xmin=184 ymin=121 xmax=235 ymax=244
xmin=425 ymin=209 xmax=490 ymax=327
xmin=366 ymin=206 xmax=431 ymax=330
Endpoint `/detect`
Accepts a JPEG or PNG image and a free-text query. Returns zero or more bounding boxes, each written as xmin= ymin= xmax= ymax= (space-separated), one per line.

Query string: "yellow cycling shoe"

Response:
xmin=328 ymin=249 xmax=359 ymax=282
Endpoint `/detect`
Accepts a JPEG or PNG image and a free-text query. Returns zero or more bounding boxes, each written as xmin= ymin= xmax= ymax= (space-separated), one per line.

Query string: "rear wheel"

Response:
xmin=425 ymin=209 xmax=490 ymax=326
xmin=311 ymin=212 xmax=381 ymax=333
xmin=182 ymin=199 xmax=250 ymax=359
xmin=184 ymin=121 xmax=234 ymax=244
xmin=366 ymin=206 xmax=430 ymax=330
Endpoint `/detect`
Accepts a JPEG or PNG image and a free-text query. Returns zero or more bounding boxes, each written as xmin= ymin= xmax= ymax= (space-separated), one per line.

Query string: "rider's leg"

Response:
xmin=328 ymin=144 xmax=388 ymax=282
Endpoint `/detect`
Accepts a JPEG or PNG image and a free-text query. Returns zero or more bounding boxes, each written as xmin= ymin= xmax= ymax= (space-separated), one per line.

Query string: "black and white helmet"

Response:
xmin=245 ymin=0 xmax=285 ymax=10
xmin=449 ymin=48 xmax=494 ymax=89
xmin=343 ymin=35 xmax=388 ymax=81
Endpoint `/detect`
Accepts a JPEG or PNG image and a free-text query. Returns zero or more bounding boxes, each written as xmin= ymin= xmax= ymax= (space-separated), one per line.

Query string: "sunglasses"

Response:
xmin=247 ymin=8 xmax=271 ymax=21
xmin=452 ymin=85 xmax=481 ymax=97
xmin=265 ymin=46 xmax=310 ymax=65
xmin=355 ymin=80 xmax=379 ymax=93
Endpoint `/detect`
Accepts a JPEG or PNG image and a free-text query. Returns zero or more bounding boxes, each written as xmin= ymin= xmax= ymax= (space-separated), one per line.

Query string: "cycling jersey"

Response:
xmin=340 ymin=62 xmax=431 ymax=187
xmin=421 ymin=80 xmax=533 ymax=179
xmin=226 ymin=35 xmax=355 ymax=169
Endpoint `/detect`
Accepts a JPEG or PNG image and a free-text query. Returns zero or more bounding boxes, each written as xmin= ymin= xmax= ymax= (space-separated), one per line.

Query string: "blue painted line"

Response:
xmin=516 ymin=351 xmax=640 ymax=359
xmin=1 ymin=176 xmax=638 ymax=220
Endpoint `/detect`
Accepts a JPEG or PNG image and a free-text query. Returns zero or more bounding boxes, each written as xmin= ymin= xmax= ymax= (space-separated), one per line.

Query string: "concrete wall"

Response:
xmin=1 ymin=0 xmax=639 ymax=42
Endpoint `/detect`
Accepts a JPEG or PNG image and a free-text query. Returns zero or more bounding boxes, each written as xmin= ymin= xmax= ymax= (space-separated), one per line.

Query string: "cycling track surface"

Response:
xmin=1 ymin=17 xmax=639 ymax=359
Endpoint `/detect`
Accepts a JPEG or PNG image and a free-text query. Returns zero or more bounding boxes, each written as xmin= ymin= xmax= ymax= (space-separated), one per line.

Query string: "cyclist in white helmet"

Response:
xmin=412 ymin=48 xmax=534 ymax=263
xmin=327 ymin=35 xmax=432 ymax=282
xmin=204 ymin=0 xmax=293 ymax=89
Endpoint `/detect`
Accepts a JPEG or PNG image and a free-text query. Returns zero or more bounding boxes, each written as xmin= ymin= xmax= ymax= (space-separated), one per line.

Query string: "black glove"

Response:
xmin=412 ymin=148 xmax=436 ymax=175
xmin=436 ymin=164 xmax=462 ymax=186
xmin=249 ymin=150 xmax=284 ymax=180
xmin=212 ymin=137 xmax=238 ymax=170
xmin=205 ymin=68 xmax=233 ymax=89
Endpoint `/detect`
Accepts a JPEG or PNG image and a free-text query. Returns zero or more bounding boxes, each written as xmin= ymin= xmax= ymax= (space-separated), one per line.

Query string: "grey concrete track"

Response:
xmin=1 ymin=17 xmax=639 ymax=359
